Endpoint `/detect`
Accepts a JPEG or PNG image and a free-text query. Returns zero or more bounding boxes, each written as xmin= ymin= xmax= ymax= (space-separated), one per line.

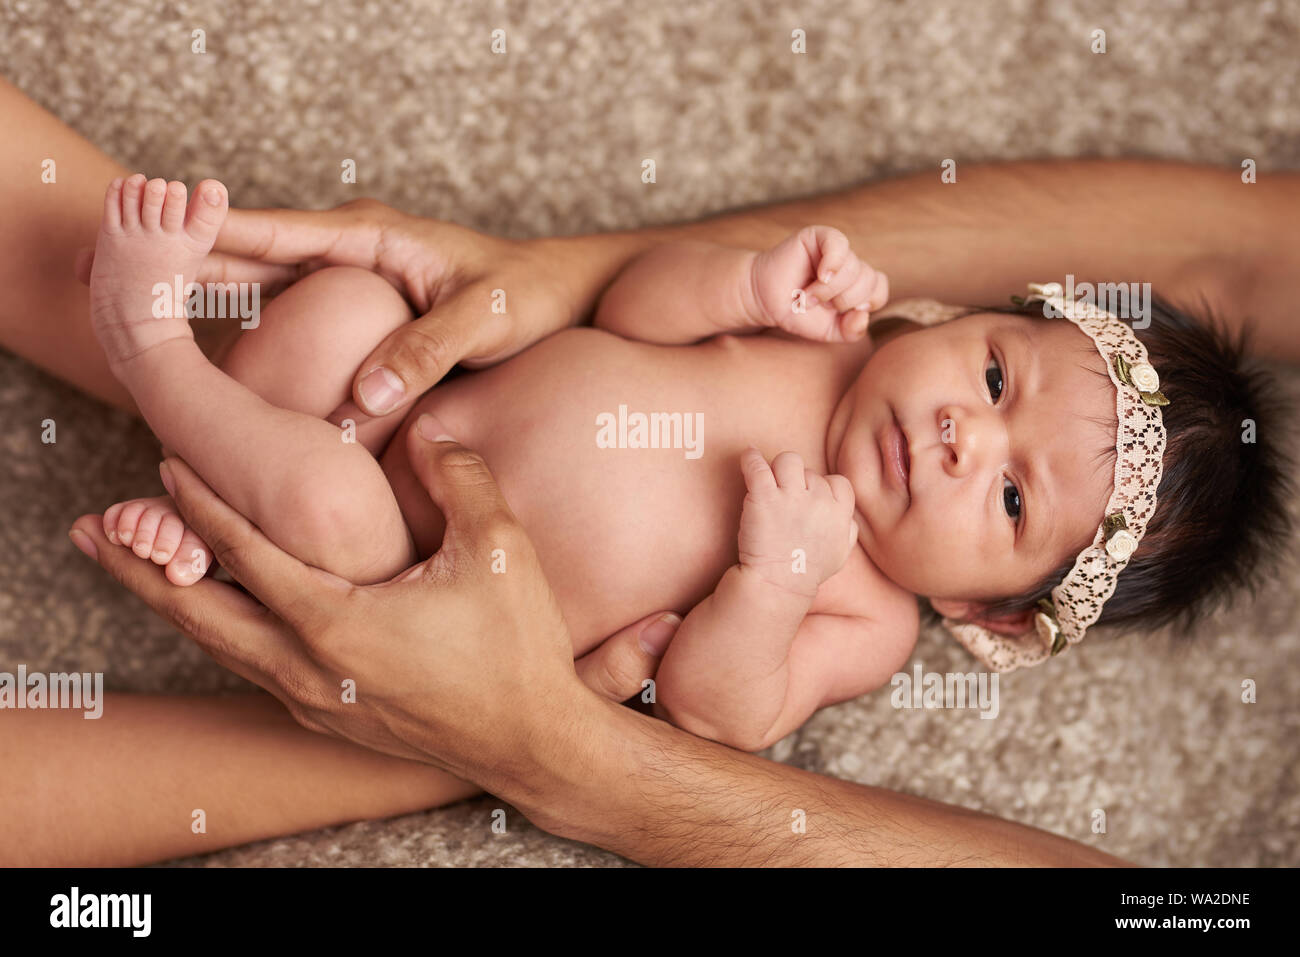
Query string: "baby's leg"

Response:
xmin=218 ymin=265 xmax=413 ymax=456
xmin=90 ymin=175 xmax=414 ymax=584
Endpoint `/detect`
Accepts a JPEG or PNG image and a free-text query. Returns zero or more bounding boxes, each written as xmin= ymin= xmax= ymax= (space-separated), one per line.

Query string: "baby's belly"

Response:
xmin=379 ymin=329 xmax=760 ymax=656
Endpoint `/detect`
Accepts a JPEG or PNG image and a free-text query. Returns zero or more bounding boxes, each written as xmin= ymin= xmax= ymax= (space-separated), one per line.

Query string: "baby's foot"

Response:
xmin=102 ymin=495 xmax=212 ymax=586
xmin=89 ymin=174 xmax=229 ymax=372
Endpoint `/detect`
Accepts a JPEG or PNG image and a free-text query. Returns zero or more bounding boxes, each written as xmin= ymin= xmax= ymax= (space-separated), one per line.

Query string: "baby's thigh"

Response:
xmin=218 ymin=266 xmax=412 ymax=421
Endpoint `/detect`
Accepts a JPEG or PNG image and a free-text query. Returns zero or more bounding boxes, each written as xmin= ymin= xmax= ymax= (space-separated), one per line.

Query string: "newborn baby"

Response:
xmin=89 ymin=175 xmax=1286 ymax=751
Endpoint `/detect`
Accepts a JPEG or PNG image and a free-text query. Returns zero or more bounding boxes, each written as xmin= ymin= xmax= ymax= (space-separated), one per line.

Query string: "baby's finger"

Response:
xmin=810 ymin=227 xmax=851 ymax=284
xmin=834 ymin=263 xmax=880 ymax=314
xmin=866 ymin=269 xmax=890 ymax=310
xmin=826 ymin=473 xmax=856 ymax=508
xmin=771 ymin=451 xmax=807 ymax=489
xmin=739 ymin=447 xmax=778 ymax=493
xmin=804 ymin=469 xmax=833 ymax=497
xmin=815 ymin=256 xmax=862 ymax=307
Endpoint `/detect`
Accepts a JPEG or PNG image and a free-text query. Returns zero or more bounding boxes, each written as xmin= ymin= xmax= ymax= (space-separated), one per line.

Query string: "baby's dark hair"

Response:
xmin=975 ymin=295 xmax=1295 ymax=635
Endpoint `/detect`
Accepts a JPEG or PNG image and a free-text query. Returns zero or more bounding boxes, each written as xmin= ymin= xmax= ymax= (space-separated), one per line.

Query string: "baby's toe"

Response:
xmin=166 ymin=529 xmax=211 ymax=586
xmin=120 ymin=173 xmax=147 ymax=229
xmin=102 ymin=501 xmax=125 ymax=545
xmin=131 ymin=504 xmax=166 ymax=558
xmin=160 ymin=181 xmax=188 ymax=233
xmin=150 ymin=513 xmax=185 ymax=565
xmin=140 ymin=178 xmax=167 ymax=230
xmin=114 ymin=500 xmax=148 ymax=547
xmin=101 ymin=178 xmax=125 ymax=233
xmin=183 ymin=179 xmax=228 ymax=250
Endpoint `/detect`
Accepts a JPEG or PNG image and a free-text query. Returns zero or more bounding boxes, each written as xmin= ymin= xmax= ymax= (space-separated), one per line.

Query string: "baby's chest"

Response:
xmin=385 ymin=329 xmax=851 ymax=649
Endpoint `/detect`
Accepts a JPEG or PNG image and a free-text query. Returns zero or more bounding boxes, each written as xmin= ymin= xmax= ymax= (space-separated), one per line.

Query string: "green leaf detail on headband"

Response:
xmin=1010 ymin=295 xmax=1027 ymax=307
xmin=1102 ymin=512 xmax=1128 ymax=537
xmin=1036 ymin=597 xmax=1057 ymax=619
xmin=1140 ymin=390 xmax=1170 ymax=406
xmin=1050 ymin=632 xmax=1068 ymax=655
xmin=1113 ymin=353 xmax=1133 ymax=387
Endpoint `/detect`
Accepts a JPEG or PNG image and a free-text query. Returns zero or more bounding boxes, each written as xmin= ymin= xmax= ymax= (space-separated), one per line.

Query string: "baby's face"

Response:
xmin=827 ymin=310 xmax=1116 ymax=611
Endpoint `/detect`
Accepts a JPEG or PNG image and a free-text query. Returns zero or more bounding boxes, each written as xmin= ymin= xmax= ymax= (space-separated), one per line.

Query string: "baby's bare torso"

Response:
xmin=379 ymin=327 xmax=913 ymax=656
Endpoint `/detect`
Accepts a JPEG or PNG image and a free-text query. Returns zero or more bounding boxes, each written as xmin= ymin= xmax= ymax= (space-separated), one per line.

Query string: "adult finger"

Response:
xmin=212 ymin=204 xmax=385 ymax=265
xmin=158 ymin=458 xmax=339 ymax=633
xmin=352 ymin=289 xmax=501 ymax=416
xmin=403 ymin=416 xmax=521 ymax=562
xmin=68 ymin=515 xmax=309 ymax=690
xmin=574 ymin=612 xmax=680 ymax=703
xmin=75 ymin=245 xmax=302 ymax=290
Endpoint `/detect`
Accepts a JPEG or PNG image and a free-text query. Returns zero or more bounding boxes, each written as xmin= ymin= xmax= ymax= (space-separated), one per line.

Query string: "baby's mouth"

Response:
xmin=881 ymin=409 xmax=911 ymax=504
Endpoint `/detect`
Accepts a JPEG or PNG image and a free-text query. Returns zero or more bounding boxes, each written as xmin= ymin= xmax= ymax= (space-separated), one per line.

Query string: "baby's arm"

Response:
xmin=653 ymin=449 xmax=889 ymax=752
xmin=593 ymin=226 xmax=888 ymax=345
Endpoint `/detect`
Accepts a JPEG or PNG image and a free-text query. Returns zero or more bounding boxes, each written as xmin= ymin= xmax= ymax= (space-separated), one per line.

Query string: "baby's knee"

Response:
xmin=278 ymin=265 xmax=413 ymax=331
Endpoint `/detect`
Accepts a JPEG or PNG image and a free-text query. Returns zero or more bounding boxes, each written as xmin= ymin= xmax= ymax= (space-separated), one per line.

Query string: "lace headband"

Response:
xmin=944 ymin=282 xmax=1169 ymax=673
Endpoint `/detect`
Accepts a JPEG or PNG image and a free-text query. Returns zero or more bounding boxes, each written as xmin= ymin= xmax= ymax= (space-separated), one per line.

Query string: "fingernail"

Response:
xmin=204 ymin=186 xmax=223 ymax=205
xmin=358 ymin=367 xmax=405 ymax=415
xmin=159 ymin=460 xmax=176 ymax=496
xmin=69 ymin=528 xmax=98 ymax=561
xmin=416 ymin=414 xmax=455 ymax=442
xmin=638 ymin=613 xmax=682 ymax=656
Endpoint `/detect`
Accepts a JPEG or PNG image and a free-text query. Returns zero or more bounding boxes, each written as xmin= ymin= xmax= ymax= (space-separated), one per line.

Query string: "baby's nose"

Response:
xmin=937 ymin=406 xmax=997 ymax=476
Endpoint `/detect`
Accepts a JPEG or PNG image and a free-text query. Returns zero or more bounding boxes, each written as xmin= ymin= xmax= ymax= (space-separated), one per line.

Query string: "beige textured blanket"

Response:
xmin=1 ymin=0 xmax=1296 ymax=866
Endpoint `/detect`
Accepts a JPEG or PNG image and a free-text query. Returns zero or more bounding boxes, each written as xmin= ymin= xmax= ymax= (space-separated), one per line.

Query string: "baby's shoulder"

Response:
xmin=812 ymin=546 xmax=920 ymax=641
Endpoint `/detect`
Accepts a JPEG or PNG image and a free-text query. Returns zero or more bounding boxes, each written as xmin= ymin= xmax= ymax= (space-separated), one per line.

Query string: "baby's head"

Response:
xmin=827 ymin=289 xmax=1293 ymax=667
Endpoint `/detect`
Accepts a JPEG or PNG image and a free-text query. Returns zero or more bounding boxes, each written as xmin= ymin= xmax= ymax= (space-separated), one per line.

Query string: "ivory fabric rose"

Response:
xmin=1129 ymin=362 xmax=1160 ymax=393
xmin=1035 ymin=611 xmax=1060 ymax=648
xmin=1106 ymin=529 xmax=1139 ymax=561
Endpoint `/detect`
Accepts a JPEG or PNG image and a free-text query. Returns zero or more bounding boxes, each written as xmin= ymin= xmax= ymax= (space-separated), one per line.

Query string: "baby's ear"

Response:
xmin=929 ymin=597 xmax=1036 ymax=637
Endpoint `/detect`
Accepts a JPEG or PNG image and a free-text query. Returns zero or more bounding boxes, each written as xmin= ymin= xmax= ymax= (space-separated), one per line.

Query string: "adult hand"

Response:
xmin=67 ymin=417 xmax=679 ymax=792
xmin=76 ymin=198 xmax=601 ymax=419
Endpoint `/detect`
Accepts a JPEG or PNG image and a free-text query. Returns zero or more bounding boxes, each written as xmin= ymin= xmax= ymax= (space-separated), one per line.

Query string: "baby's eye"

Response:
xmin=985 ymin=355 xmax=1005 ymax=403
xmin=1002 ymin=477 xmax=1022 ymax=521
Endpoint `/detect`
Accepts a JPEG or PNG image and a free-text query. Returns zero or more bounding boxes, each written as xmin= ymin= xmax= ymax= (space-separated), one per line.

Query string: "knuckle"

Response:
xmin=481 ymin=508 xmax=525 ymax=545
xmin=437 ymin=445 xmax=489 ymax=474
xmin=341 ymin=196 xmax=388 ymax=215
xmin=389 ymin=322 xmax=454 ymax=377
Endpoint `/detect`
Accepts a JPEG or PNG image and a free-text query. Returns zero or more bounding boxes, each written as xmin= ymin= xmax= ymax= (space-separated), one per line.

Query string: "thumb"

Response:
xmin=405 ymin=414 xmax=518 ymax=557
xmin=574 ymin=612 xmax=682 ymax=703
xmin=353 ymin=290 xmax=498 ymax=416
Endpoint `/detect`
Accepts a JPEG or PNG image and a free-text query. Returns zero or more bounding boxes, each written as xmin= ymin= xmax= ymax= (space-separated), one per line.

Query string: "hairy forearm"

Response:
xmin=542 ymin=159 xmax=1299 ymax=360
xmin=654 ymin=565 xmax=806 ymax=750
xmin=514 ymin=696 xmax=1134 ymax=867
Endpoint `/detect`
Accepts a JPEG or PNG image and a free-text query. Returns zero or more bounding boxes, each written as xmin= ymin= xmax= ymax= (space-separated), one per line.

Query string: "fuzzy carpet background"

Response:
xmin=1 ymin=0 xmax=1298 ymax=866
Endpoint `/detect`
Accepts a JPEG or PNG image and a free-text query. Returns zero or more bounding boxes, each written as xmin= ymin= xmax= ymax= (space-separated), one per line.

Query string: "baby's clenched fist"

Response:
xmin=749 ymin=225 xmax=889 ymax=343
xmin=736 ymin=448 xmax=858 ymax=598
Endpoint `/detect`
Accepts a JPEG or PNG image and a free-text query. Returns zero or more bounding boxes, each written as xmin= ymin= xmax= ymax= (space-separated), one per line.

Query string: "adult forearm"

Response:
xmin=542 ymin=159 xmax=1299 ymax=361
xmin=511 ymin=697 xmax=1132 ymax=867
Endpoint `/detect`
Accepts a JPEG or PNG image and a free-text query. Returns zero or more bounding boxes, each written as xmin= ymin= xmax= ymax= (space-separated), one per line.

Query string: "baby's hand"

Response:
xmin=749 ymin=225 xmax=889 ymax=343
xmin=736 ymin=448 xmax=858 ymax=598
